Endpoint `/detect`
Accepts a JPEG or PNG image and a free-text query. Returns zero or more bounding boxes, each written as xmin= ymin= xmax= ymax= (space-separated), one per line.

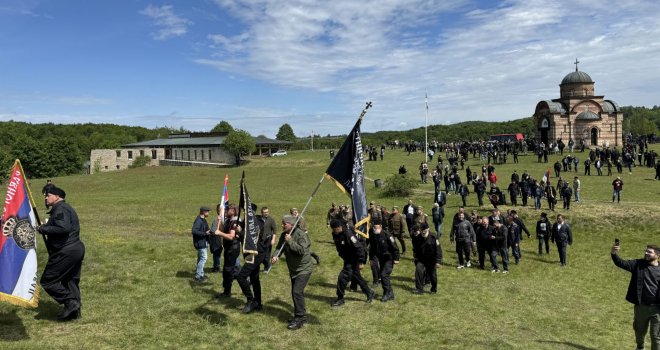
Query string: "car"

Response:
xmin=271 ymin=150 xmax=288 ymax=157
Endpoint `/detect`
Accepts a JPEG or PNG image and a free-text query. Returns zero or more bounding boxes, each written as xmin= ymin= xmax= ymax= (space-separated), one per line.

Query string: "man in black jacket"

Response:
xmin=490 ymin=221 xmax=509 ymax=274
xmin=192 ymin=206 xmax=211 ymax=282
xmin=412 ymin=223 xmax=442 ymax=294
xmin=475 ymin=217 xmax=493 ymax=270
xmin=536 ymin=212 xmax=551 ymax=255
xmin=450 ymin=212 xmax=476 ymax=269
xmin=329 ymin=220 xmax=375 ymax=307
xmin=612 ymin=244 xmax=660 ymax=350
xmin=38 ymin=186 xmax=86 ymax=321
xmin=214 ymin=204 xmax=241 ymax=298
xmin=236 ymin=204 xmax=274 ymax=314
xmin=551 ymin=214 xmax=573 ymax=267
xmin=369 ymin=220 xmax=400 ymax=302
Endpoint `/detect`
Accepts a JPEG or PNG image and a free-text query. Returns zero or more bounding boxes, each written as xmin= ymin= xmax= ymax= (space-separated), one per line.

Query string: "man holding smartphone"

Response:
xmin=612 ymin=241 xmax=660 ymax=350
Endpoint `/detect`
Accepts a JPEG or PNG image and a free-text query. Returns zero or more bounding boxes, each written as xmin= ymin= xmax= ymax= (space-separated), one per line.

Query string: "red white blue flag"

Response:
xmin=542 ymin=168 xmax=551 ymax=185
xmin=0 ymin=160 xmax=40 ymax=308
xmin=219 ymin=174 xmax=229 ymax=220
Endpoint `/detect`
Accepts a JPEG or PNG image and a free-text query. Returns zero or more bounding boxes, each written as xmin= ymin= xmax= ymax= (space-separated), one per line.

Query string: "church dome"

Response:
xmin=576 ymin=110 xmax=600 ymax=120
xmin=561 ymin=71 xmax=593 ymax=84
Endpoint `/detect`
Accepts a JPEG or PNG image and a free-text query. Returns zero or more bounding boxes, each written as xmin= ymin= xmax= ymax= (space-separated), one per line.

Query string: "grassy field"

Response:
xmin=1 ymin=144 xmax=659 ymax=350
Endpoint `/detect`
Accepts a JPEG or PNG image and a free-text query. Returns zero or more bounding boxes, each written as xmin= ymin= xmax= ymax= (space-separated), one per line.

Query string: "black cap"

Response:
xmin=46 ymin=186 xmax=66 ymax=199
xmin=200 ymin=206 xmax=210 ymax=212
xmin=330 ymin=219 xmax=343 ymax=229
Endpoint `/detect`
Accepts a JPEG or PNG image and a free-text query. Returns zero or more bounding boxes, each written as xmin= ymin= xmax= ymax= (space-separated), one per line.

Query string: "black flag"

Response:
xmin=238 ymin=171 xmax=259 ymax=257
xmin=325 ymin=111 xmax=370 ymax=238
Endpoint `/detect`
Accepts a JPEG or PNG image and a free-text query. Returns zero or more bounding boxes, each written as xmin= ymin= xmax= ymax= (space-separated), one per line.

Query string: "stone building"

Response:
xmin=90 ymin=133 xmax=290 ymax=174
xmin=533 ymin=61 xmax=623 ymax=148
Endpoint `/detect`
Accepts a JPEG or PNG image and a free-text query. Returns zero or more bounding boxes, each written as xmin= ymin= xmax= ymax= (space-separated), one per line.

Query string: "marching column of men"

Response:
xmin=191 ymin=199 xmax=574 ymax=330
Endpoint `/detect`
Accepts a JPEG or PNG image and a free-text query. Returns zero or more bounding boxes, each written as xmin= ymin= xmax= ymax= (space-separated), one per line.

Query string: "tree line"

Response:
xmin=0 ymin=121 xmax=180 ymax=179
xmin=1 ymin=106 xmax=656 ymax=179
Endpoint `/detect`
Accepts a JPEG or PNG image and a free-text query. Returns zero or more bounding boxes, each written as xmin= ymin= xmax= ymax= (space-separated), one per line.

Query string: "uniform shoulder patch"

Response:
xmin=350 ymin=236 xmax=357 ymax=244
xmin=436 ymin=240 xmax=440 ymax=246
xmin=390 ymin=236 xmax=395 ymax=243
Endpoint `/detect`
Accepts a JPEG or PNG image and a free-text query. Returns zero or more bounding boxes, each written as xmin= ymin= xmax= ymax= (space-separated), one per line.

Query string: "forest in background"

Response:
xmin=1 ymin=105 xmax=657 ymax=179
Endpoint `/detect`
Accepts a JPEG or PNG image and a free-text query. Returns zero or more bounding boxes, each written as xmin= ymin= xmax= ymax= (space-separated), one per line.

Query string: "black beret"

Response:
xmin=46 ymin=186 xmax=66 ymax=199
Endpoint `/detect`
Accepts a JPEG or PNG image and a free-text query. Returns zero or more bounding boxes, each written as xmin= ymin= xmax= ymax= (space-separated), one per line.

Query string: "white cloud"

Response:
xmin=140 ymin=4 xmax=191 ymax=40
xmin=191 ymin=0 xmax=660 ymax=134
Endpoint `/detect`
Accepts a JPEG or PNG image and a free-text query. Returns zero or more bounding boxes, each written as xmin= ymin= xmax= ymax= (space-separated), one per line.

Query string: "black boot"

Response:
xmin=57 ymin=300 xmax=81 ymax=321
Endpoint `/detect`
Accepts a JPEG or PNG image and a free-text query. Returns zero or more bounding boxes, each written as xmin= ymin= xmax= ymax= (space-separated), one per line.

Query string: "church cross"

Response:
xmin=574 ymin=58 xmax=580 ymax=71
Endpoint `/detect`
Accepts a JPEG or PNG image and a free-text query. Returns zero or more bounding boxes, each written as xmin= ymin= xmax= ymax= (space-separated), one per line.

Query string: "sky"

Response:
xmin=1 ymin=0 xmax=659 ymax=138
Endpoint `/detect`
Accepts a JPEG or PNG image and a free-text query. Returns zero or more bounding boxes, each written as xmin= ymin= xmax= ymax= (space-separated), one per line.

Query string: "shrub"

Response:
xmin=382 ymin=174 xmax=418 ymax=197
xmin=129 ymin=155 xmax=151 ymax=168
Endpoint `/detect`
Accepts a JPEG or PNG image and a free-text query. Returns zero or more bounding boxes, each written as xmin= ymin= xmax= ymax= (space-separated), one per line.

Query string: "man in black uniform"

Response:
xmin=412 ymin=223 xmax=442 ymax=294
xmin=551 ymin=214 xmax=573 ymax=267
xmin=329 ymin=220 xmax=375 ymax=306
xmin=475 ymin=217 xmax=493 ymax=270
xmin=214 ymin=204 xmax=241 ymax=298
xmin=38 ymin=186 xmax=85 ymax=321
xmin=236 ymin=205 xmax=275 ymax=314
xmin=369 ymin=220 xmax=400 ymax=302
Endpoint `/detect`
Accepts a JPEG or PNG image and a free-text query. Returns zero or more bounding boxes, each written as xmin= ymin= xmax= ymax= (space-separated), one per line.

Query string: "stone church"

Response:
xmin=533 ymin=61 xmax=623 ymax=148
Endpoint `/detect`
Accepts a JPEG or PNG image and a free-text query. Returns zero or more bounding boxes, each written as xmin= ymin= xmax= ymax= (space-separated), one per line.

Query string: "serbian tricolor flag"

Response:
xmin=219 ymin=174 xmax=229 ymax=220
xmin=0 ymin=160 xmax=40 ymax=308
xmin=542 ymin=168 xmax=551 ymax=185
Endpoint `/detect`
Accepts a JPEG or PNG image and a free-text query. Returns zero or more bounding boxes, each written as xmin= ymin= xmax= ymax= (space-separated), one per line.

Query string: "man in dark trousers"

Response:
xmin=611 ymin=243 xmax=660 ymax=350
xmin=411 ymin=223 xmax=442 ymax=294
xmin=475 ymin=217 xmax=493 ymax=270
xmin=329 ymin=220 xmax=375 ymax=307
xmin=214 ymin=204 xmax=241 ymax=298
xmin=257 ymin=206 xmax=277 ymax=271
xmin=271 ymin=215 xmax=314 ymax=330
xmin=369 ymin=220 xmax=400 ymax=302
xmin=209 ymin=204 xmax=224 ymax=273
xmin=505 ymin=215 xmax=522 ymax=265
xmin=551 ymin=214 xmax=573 ymax=267
xmin=236 ymin=204 xmax=274 ymax=314
xmin=402 ymin=199 xmax=417 ymax=236
xmin=192 ymin=206 xmax=211 ymax=282
xmin=490 ymin=221 xmax=509 ymax=273
xmin=38 ymin=186 xmax=86 ymax=321
xmin=510 ymin=210 xmax=531 ymax=238
xmin=536 ymin=212 xmax=551 ymax=255
xmin=388 ymin=206 xmax=407 ymax=254
xmin=450 ymin=212 xmax=476 ymax=269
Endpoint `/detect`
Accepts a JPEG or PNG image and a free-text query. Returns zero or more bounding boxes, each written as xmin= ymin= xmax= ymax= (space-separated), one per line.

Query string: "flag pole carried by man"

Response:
xmin=267 ymin=101 xmax=373 ymax=272
xmin=324 ymin=101 xmax=373 ymax=238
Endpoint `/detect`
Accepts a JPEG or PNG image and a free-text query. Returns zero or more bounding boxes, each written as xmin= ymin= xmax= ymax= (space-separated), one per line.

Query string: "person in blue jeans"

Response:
xmin=534 ymin=181 xmax=544 ymax=210
xmin=192 ymin=206 xmax=211 ymax=281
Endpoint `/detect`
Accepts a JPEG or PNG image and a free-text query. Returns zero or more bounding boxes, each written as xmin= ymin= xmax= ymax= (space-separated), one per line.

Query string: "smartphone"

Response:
xmin=614 ymin=238 xmax=621 ymax=246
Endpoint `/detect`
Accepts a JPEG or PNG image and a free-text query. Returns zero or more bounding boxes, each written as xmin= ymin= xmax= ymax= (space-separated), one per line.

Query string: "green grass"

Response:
xmin=1 ymin=145 xmax=659 ymax=349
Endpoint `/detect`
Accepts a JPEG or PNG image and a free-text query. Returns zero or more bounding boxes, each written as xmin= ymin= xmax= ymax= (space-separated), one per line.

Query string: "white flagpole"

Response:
xmin=425 ymin=91 xmax=429 ymax=161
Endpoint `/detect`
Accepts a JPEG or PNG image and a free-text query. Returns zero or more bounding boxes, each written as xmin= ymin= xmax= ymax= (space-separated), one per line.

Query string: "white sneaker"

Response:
xmin=466 ymin=261 xmax=471 ymax=268
xmin=502 ymin=270 xmax=509 ymax=274
xmin=456 ymin=265 xmax=464 ymax=269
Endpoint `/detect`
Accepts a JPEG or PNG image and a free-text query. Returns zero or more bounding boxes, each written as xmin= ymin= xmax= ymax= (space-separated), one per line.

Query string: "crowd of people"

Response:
xmin=187 ymin=134 xmax=657 ymax=339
